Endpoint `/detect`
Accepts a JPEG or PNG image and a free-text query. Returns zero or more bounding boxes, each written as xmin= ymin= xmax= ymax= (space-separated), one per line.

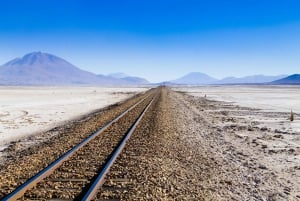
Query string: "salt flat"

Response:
xmin=175 ymin=85 xmax=300 ymax=132
xmin=0 ymin=86 xmax=148 ymax=147
xmin=175 ymin=85 xmax=300 ymax=112
xmin=174 ymin=86 xmax=300 ymax=198
xmin=176 ymin=85 xmax=300 ymax=195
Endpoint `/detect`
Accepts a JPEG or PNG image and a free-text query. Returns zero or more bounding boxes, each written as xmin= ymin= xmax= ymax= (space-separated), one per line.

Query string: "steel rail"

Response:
xmin=82 ymin=94 xmax=157 ymax=201
xmin=2 ymin=92 xmax=154 ymax=201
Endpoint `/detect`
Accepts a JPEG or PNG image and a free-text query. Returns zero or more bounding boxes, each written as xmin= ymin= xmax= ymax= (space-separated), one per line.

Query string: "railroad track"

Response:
xmin=1 ymin=88 xmax=159 ymax=201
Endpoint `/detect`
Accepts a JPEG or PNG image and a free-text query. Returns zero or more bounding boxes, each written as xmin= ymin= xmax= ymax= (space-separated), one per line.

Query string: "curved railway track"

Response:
xmin=1 ymin=88 xmax=159 ymax=201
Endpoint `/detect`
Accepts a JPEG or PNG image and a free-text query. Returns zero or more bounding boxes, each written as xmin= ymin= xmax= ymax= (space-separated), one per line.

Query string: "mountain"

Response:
xmin=0 ymin=52 xmax=120 ymax=85
xmin=217 ymin=74 xmax=287 ymax=84
xmin=0 ymin=52 xmax=147 ymax=85
xmin=271 ymin=74 xmax=300 ymax=84
xmin=107 ymin=72 xmax=149 ymax=84
xmin=170 ymin=72 xmax=218 ymax=85
xmin=120 ymin=76 xmax=149 ymax=84
xmin=107 ymin=72 xmax=129 ymax=79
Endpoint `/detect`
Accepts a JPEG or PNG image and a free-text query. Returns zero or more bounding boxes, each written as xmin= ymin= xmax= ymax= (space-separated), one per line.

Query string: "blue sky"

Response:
xmin=0 ymin=0 xmax=300 ymax=82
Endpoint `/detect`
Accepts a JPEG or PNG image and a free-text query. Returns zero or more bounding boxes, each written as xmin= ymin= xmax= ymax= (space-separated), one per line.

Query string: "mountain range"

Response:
xmin=0 ymin=52 xmax=299 ymax=85
xmin=0 ymin=52 xmax=149 ymax=85
xmin=216 ymin=74 xmax=287 ymax=84
xmin=168 ymin=72 xmax=289 ymax=85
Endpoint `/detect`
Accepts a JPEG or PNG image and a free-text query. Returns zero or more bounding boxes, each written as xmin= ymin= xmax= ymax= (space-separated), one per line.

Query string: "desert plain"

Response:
xmin=0 ymin=86 xmax=148 ymax=149
xmin=175 ymin=85 xmax=300 ymax=132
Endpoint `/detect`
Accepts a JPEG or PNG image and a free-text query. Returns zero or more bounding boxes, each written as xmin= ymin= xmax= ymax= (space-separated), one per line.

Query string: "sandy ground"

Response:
xmin=0 ymin=86 xmax=148 ymax=148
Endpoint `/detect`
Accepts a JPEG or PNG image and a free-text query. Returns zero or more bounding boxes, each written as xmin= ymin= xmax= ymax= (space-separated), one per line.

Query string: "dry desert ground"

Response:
xmin=0 ymin=86 xmax=149 ymax=149
xmin=0 ymin=85 xmax=299 ymax=200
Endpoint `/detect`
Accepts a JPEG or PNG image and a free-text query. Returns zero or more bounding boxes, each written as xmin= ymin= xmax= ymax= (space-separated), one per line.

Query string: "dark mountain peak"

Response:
xmin=23 ymin=51 xmax=43 ymax=59
xmin=22 ymin=52 xmax=47 ymax=65
xmin=272 ymin=74 xmax=300 ymax=84
xmin=287 ymin=74 xmax=300 ymax=79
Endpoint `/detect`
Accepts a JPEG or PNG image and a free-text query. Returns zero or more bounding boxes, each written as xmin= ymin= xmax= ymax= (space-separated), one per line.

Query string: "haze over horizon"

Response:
xmin=1 ymin=0 xmax=300 ymax=82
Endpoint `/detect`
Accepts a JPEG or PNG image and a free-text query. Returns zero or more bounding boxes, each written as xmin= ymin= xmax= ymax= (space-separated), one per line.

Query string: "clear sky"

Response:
xmin=0 ymin=0 xmax=300 ymax=82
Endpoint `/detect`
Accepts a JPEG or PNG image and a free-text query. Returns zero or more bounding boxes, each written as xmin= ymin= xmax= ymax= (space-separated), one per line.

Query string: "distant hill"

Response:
xmin=218 ymin=74 xmax=287 ymax=84
xmin=120 ymin=76 xmax=149 ymax=84
xmin=0 ymin=52 xmax=148 ymax=85
xmin=271 ymin=74 xmax=300 ymax=84
xmin=170 ymin=72 xmax=218 ymax=85
xmin=107 ymin=72 xmax=129 ymax=79
xmin=107 ymin=72 xmax=149 ymax=84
